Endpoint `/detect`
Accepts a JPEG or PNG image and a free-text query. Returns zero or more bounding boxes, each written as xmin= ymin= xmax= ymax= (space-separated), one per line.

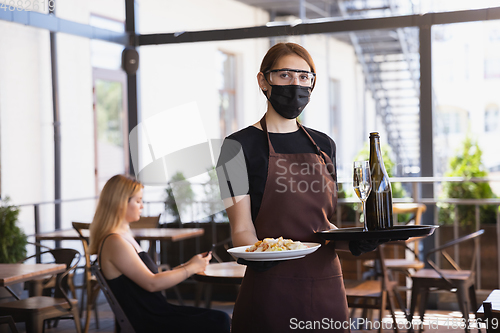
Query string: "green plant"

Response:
xmin=332 ymin=183 xmax=357 ymax=224
xmin=0 ymin=198 xmax=27 ymax=263
xmin=438 ymin=135 xmax=498 ymax=227
xmin=202 ymin=168 xmax=228 ymax=222
xmin=165 ymin=172 xmax=195 ymax=223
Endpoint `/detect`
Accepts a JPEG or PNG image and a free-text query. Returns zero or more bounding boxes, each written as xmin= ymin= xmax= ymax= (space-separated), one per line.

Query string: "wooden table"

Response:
xmin=193 ymin=262 xmax=246 ymax=284
xmin=0 ymin=263 xmax=65 ymax=299
xmin=36 ymin=227 xmax=204 ymax=242
xmin=36 ymin=227 xmax=205 ymax=266
xmin=477 ymin=289 xmax=500 ymax=317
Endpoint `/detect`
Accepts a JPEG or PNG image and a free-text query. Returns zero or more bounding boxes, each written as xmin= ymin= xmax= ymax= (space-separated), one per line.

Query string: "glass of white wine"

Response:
xmin=353 ymin=161 xmax=372 ymax=231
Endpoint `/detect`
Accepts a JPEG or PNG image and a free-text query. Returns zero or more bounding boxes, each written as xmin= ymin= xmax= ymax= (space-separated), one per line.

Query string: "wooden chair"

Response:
xmin=91 ymin=263 xmax=136 ymax=333
xmin=0 ymin=315 xmax=20 ymax=333
xmin=0 ymin=250 xmax=82 ymax=333
xmin=130 ymin=214 xmax=161 ymax=229
xmin=408 ymin=229 xmax=484 ymax=333
xmin=338 ymin=247 xmax=401 ymax=333
xmin=22 ymin=242 xmax=79 ymax=298
xmin=72 ymin=222 xmax=100 ymax=333
xmin=130 ymin=215 xmax=161 ymax=263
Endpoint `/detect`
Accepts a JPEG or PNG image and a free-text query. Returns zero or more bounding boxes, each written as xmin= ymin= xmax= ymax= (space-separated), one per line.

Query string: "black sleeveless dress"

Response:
xmin=99 ymin=235 xmax=231 ymax=333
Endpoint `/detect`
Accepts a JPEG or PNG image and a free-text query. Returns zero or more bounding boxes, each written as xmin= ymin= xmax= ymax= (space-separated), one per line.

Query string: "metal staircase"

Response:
xmin=337 ymin=0 xmax=421 ymax=173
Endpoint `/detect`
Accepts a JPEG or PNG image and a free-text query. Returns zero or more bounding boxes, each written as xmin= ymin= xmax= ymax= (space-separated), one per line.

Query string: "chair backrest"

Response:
xmin=426 ymin=229 xmax=484 ymax=283
xmin=55 ymin=251 xmax=81 ymax=309
xmin=130 ymin=215 xmax=160 ymax=229
xmin=72 ymin=222 xmax=95 ymax=308
xmin=393 ymin=203 xmax=427 ymax=226
xmin=392 ymin=203 xmax=427 ymax=256
xmin=91 ymin=264 xmax=136 ymax=333
xmin=23 ymin=245 xmax=80 ymax=298
xmin=72 ymin=222 xmax=91 ymax=263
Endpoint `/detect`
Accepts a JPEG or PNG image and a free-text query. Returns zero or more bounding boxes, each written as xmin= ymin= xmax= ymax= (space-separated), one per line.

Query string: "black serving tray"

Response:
xmin=317 ymin=225 xmax=438 ymax=241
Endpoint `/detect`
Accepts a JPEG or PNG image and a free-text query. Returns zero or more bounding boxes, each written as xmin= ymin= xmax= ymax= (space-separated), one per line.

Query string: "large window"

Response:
xmin=93 ymin=69 xmax=129 ymax=192
xmin=329 ymin=78 xmax=341 ymax=139
xmin=433 ymin=20 xmax=500 ymax=175
xmin=216 ymin=50 xmax=237 ymax=138
xmin=485 ymin=104 xmax=499 ymax=132
xmin=436 ymin=106 xmax=468 ymax=135
xmin=90 ymin=15 xmax=128 ymax=192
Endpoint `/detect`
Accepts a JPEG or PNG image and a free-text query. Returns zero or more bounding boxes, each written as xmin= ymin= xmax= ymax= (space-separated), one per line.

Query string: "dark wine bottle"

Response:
xmin=364 ymin=132 xmax=394 ymax=230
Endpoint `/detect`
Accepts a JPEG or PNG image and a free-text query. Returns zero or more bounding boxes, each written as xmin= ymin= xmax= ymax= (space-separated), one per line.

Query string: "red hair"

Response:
xmin=259 ymin=42 xmax=316 ymax=95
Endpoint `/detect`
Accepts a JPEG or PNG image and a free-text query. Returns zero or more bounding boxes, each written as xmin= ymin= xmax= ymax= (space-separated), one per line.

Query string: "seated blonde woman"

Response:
xmin=89 ymin=174 xmax=230 ymax=333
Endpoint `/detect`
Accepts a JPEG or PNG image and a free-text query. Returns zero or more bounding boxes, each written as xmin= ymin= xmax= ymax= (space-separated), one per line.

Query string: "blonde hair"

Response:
xmin=89 ymin=174 xmax=143 ymax=254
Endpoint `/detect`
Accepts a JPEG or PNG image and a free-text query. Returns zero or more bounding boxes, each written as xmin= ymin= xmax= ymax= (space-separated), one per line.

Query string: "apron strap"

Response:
xmin=297 ymin=122 xmax=337 ymax=182
xmin=259 ymin=115 xmax=276 ymax=154
xmin=297 ymin=121 xmax=322 ymax=156
xmin=260 ymin=114 xmax=336 ymax=182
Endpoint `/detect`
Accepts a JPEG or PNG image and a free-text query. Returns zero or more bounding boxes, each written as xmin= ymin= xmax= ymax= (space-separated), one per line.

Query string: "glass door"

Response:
xmin=93 ymin=68 xmax=129 ymax=192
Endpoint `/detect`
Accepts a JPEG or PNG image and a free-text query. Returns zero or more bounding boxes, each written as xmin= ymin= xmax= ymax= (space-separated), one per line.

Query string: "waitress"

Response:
xmin=217 ymin=43 xmax=355 ymax=332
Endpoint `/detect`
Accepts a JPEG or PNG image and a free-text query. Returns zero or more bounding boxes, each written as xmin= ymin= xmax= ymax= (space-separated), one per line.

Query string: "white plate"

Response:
xmin=227 ymin=242 xmax=321 ymax=261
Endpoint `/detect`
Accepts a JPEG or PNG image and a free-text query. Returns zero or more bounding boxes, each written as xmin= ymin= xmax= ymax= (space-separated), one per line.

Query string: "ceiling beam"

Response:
xmin=0 ymin=9 xmax=128 ymax=44
xmin=139 ymin=6 xmax=500 ymax=46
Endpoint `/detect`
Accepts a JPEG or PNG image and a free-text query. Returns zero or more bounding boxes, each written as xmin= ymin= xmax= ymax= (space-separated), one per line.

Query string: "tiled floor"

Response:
xmin=8 ymin=299 xmax=485 ymax=333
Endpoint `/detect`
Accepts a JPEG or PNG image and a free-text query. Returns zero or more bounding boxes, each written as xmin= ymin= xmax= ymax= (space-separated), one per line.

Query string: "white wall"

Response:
xmin=0 ymin=23 xmax=55 ymax=235
xmin=0 ymin=3 xmax=97 ymax=236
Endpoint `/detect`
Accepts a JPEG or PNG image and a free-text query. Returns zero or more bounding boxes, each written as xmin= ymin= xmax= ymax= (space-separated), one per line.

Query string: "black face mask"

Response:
xmin=266 ymin=85 xmax=311 ymax=119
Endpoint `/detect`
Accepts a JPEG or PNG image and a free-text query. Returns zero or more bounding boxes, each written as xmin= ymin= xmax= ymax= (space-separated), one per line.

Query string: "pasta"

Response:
xmin=245 ymin=237 xmax=308 ymax=252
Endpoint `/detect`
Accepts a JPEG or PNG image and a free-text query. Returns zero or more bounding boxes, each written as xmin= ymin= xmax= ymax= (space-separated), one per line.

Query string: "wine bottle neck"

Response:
xmin=369 ymin=137 xmax=388 ymax=180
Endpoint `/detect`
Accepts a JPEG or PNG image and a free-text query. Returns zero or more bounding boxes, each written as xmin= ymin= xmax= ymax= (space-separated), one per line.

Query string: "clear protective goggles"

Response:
xmin=265 ymin=68 xmax=316 ymax=87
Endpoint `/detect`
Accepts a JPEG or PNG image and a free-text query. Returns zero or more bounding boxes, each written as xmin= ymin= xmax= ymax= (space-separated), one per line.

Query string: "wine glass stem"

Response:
xmin=362 ymin=200 xmax=367 ymax=231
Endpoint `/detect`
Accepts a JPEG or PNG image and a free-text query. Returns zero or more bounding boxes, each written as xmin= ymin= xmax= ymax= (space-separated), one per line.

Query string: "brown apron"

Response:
xmin=232 ymin=116 xmax=350 ymax=332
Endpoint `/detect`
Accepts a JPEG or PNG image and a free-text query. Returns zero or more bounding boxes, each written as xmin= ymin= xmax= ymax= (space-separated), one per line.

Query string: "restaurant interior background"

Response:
xmin=1 ymin=0 xmax=500 ymax=302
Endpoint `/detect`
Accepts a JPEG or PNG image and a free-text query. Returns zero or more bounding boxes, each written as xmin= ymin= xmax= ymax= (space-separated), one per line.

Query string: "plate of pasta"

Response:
xmin=227 ymin=237 xmax=321 ymax=261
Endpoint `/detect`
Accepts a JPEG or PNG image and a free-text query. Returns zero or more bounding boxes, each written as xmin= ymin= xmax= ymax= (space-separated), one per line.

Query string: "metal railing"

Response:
xmin=17 ymin=196 xmax=99 ymax=238
xmin=11 ymin=177 xmax=500 ymax=288
xmin=337 ymin=176 xmax=500 ymax=289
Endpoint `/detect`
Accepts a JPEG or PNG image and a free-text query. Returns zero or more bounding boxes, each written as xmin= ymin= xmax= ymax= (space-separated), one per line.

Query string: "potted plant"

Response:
xmin=0 ymin=198 xmax=27 ymax=299
xmin=438 ymin=135 xmax=498 ymax=227
xmin=0 ymin=198 xmax=27 ymax=263
xmin=164 ymin=172 xmax=195 ymax=224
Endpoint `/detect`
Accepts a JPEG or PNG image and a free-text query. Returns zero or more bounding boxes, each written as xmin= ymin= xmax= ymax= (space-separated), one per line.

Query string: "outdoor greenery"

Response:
xmin=354 ymin=143 xmax=407 ymax=198
xmin=96 ymin=79 xmax=123 ymax=146
xmin=202 ymin=169 xmax=228 ymax=222
xmin=165 ymin=170 xmax=228 ymax=223
xmin=438 ymin=135 xmax=498 ymax=227
xmin=165 ymin=172 xmax=195 ymax=223
xmin=0 ymin=199 xmax=27 ymax=263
